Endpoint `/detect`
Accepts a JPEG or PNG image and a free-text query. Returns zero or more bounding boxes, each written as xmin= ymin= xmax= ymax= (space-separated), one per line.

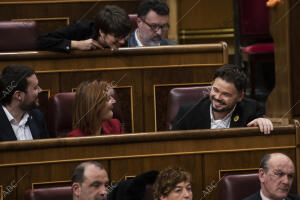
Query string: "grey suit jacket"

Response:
xmin=126 ymin=30 xmax=176 ymax=47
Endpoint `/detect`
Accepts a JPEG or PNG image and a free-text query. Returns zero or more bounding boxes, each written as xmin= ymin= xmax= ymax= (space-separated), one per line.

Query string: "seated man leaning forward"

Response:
xmin=72 ymin=161 xmax=109 ymax=200
xmin=126 ymin=0 xmax=176 ymax=47
xmin=153 ymin=167 xmax=193 ymax=200
xmin=37 ymin=5 xmax=132 ymax=52
xmin=243 ymin=153 xmax=300 ymax=200
xmin=67 ymin=80 xmax=123 ymax=137
xmin=172 ymin=64 xmax=273 ymax=134
xmin=0 ymin=64 xmax=49 ymax=141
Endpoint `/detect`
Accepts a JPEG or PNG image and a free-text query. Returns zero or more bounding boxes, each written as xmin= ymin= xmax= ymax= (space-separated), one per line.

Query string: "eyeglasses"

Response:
xmin=141 ymin=19 xmax=169 ymax=32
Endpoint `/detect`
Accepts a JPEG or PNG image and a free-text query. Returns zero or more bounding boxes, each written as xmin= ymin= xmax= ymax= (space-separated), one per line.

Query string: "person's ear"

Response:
xmin=259 ymin=168 xmax=265 ymax=183
xmin=13 ymin=90 xmax=23 ymax=101
xmin=160 ymin=195 xmax=168 ymax=200
xmin=237 ymin=91 xmax=245 ymax=102
xmin=72 ymin=182 xmax=81 ymax=197
xmin=137 ymin=17 xmax=143 ymax=27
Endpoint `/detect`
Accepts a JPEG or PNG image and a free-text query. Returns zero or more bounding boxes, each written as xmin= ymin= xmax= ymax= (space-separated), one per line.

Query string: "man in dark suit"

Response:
xmin=243 ymin=153 xmax=300 ymax=200
xmin=172 ymin=64 xmax=273 ymax=134
xmin=126 ymin=0 xmax=176 ymax=47
xmin=0 ymin=64 xmax=49 ymax=141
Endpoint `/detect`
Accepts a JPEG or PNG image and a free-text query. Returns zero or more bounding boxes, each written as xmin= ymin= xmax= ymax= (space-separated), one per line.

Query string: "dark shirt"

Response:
xmin=36 ymin=20 xmax=99 ymax=52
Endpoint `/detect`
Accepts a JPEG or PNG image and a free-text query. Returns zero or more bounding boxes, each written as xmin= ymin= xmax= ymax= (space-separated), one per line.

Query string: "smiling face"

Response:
xmin=209 ymin=77 xmax=244 ymax=118
xmin=99 ymin=89 xmax=115 ymax=121
xmin=137 ymin=10 xmax=169 ymax=46
xmin=160 ymin=181 xmax=193 ymax=200
xmin=260 ymin=154 xmax=295 ymax=200
xmin=99 ymin=31 xmax=126 ymax=50
xmin=19 ymin=74 xmax=41 ymax=111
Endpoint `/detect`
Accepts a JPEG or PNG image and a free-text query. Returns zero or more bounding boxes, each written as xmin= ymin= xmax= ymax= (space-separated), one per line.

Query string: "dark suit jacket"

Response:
xmin=243 ymin=191 xmax=300 ymax=200
xmin=172 ymin=96 xmax=264 ymax=130
xmin=0 ymin=106 xmax=49 ymax=141
xmin=126 ymin=30 xmax=177 ymax=47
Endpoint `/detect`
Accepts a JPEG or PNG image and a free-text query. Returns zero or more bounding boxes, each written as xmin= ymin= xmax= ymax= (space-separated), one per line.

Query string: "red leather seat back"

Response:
xmin=47 ymin=92 xmax=75 ymax=138
xmin=0 ymin=21 xmax=38 ymax=51
xmin=46 ymin=89 xmax=124 ymax=137
xmin=24 ymin=186 xmax=72 ymax=200
xmin=218 ymin=173 xmax=298 ymax=200
xmin=218 ymin=173 xmax=260 ymax=200
xmin=166 ymin=86 xmax=211 ymax=130
xmin=129 ymin=14 xmax=138 ymax=33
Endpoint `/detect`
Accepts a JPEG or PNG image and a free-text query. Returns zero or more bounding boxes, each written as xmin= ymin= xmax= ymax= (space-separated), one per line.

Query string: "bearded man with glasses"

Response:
xmin=126 ymin=0 xmax=176 ymax=47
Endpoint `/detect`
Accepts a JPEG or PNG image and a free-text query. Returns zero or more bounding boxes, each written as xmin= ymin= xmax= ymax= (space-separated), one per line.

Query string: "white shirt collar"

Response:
xmin=210 ymin=104 xmax=236 ymax=129
xmin=134 ymin=29 xmax=144 ymax=47
xmin=2 ymin=105 xmax=29 ymax=125
xmin=260 ymin=189 xmax=286 ymax=200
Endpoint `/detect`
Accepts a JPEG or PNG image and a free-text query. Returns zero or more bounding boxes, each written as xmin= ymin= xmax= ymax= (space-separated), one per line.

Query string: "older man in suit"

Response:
xmin=243 ymin=153 xmax=300 ymax=200
xmin=0 ymin=64 xmax=49 ymax=141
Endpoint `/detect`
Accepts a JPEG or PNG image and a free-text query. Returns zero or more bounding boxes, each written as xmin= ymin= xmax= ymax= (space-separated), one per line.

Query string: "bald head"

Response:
xmin=259 ymin=153 xmax=295 ymax=200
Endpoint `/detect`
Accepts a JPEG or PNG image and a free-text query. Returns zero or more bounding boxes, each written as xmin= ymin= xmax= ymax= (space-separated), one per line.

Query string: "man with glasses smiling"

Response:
xmin=243 ymin=153 xmax=300 ymax=200
xmin=126 ymin=0 xmax=176 ymax=47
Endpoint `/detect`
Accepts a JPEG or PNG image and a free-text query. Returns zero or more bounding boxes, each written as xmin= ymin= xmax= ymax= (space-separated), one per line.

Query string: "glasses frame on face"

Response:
xmin=140 ymin=18 xmax=169 ymax=32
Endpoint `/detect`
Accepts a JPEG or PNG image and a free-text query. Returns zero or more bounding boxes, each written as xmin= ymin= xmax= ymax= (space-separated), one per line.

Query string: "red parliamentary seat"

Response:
xmin=218 ymin=173 xmax=298 ymax=200
xmin=24 ymin=186 xmax=72 ymax=200
xmin=238 ymin=0 xmax=274 ymax=97
xmin=242 ymin=43 xmax=274 ymax=54
xmin=0 ymin=21 xmax=38 ymax=51
xmin=166 ymin=86 xmax=211 ymax=130
xmin=46 ymin=89 xmax=124 ymax=137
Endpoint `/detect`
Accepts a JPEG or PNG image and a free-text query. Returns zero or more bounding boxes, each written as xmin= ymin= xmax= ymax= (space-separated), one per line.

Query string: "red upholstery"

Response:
xmin=46 ymin=90 xmax=124 ymax=137
xmin=238 ymin=0 xmax=274 ymax=97
xmin=242 ymin=43 xmax=274 ymax=54
xmin=218 ymin=174 xmax=260 ymax=200
xmin=24 ymin=186 xmax=72 ymax=200
xmin=166 ymin=86 xmax=211 ymax=130
xmin=0 ymin=21 xmax=38 ymax=51
xmin=129 ymin=14 xmax=138 ymax=32
xmin=239 ymin=0 xmax=270 ymax=38
xmin=218 ymin=173 xmax=297 ymax=200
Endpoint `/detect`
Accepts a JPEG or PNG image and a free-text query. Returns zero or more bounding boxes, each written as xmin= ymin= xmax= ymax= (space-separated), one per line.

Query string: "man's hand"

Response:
xmin=71 ymin=39 xmax=104 ymax=50
xmin=247 ymin=118 xmax=274 ymax=134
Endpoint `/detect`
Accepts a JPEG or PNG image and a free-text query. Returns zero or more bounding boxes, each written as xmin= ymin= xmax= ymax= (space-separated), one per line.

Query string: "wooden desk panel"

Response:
xmin=0 ymin=43 xmax=227 ymax=132
xmin=0 ymin=124 xmax=299 ymax=200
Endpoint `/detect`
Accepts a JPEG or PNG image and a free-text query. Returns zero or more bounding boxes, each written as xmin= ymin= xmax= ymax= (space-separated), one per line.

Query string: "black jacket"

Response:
xmin=36 ymin=20 xmax=99 ymax=52
xmin=172 ymin=96 xmax=264 ymax=130
xmin=243 ymin=191 xmax=300 ymax=200
xmin=0 ymin=106 xmax=49 ymax=141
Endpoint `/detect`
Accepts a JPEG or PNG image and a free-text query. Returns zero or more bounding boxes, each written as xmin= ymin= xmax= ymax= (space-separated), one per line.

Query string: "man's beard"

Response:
xmin=211 ymin=98 xmax=235 ymax=113
xmin=146 ymin=35 xmax=161 ymax=46
xmin=20 ymin=101 xmax=38 ymax=111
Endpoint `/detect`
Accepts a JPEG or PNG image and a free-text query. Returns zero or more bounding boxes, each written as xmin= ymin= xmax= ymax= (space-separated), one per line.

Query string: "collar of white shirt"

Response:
xmin=2 ymin=105 xmax=33 ymax=140
xmin=210 ymin=104 xmax=236 ymax=129
xmin=260 ymin=190 xmax=286 ymax=200
xmin=134 ymin=29 xmax=144 ymax=47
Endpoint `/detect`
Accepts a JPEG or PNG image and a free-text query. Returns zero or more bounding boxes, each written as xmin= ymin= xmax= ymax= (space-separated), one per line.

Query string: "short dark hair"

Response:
xmin=260 ymin=153 xmax=271 ymax=172
xmin=0 ymin=64 xmax=35 ymax=105
xmin=153 ymin=167 xmax=191 ymax=200
xmin=213 ymin=64 xmax=248 ymax=93
xmin=71 ymin=161 xmax=104 ymax=185
xmin=95 ymin=5 xmax=132 ymax=38
xmin=137 ymin=0 xmax=169 ymax=18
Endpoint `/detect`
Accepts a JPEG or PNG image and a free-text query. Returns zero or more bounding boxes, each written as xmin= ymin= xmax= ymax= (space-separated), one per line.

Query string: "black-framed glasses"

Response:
xmin=141 ymin=19 xmax=169 ymax=32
